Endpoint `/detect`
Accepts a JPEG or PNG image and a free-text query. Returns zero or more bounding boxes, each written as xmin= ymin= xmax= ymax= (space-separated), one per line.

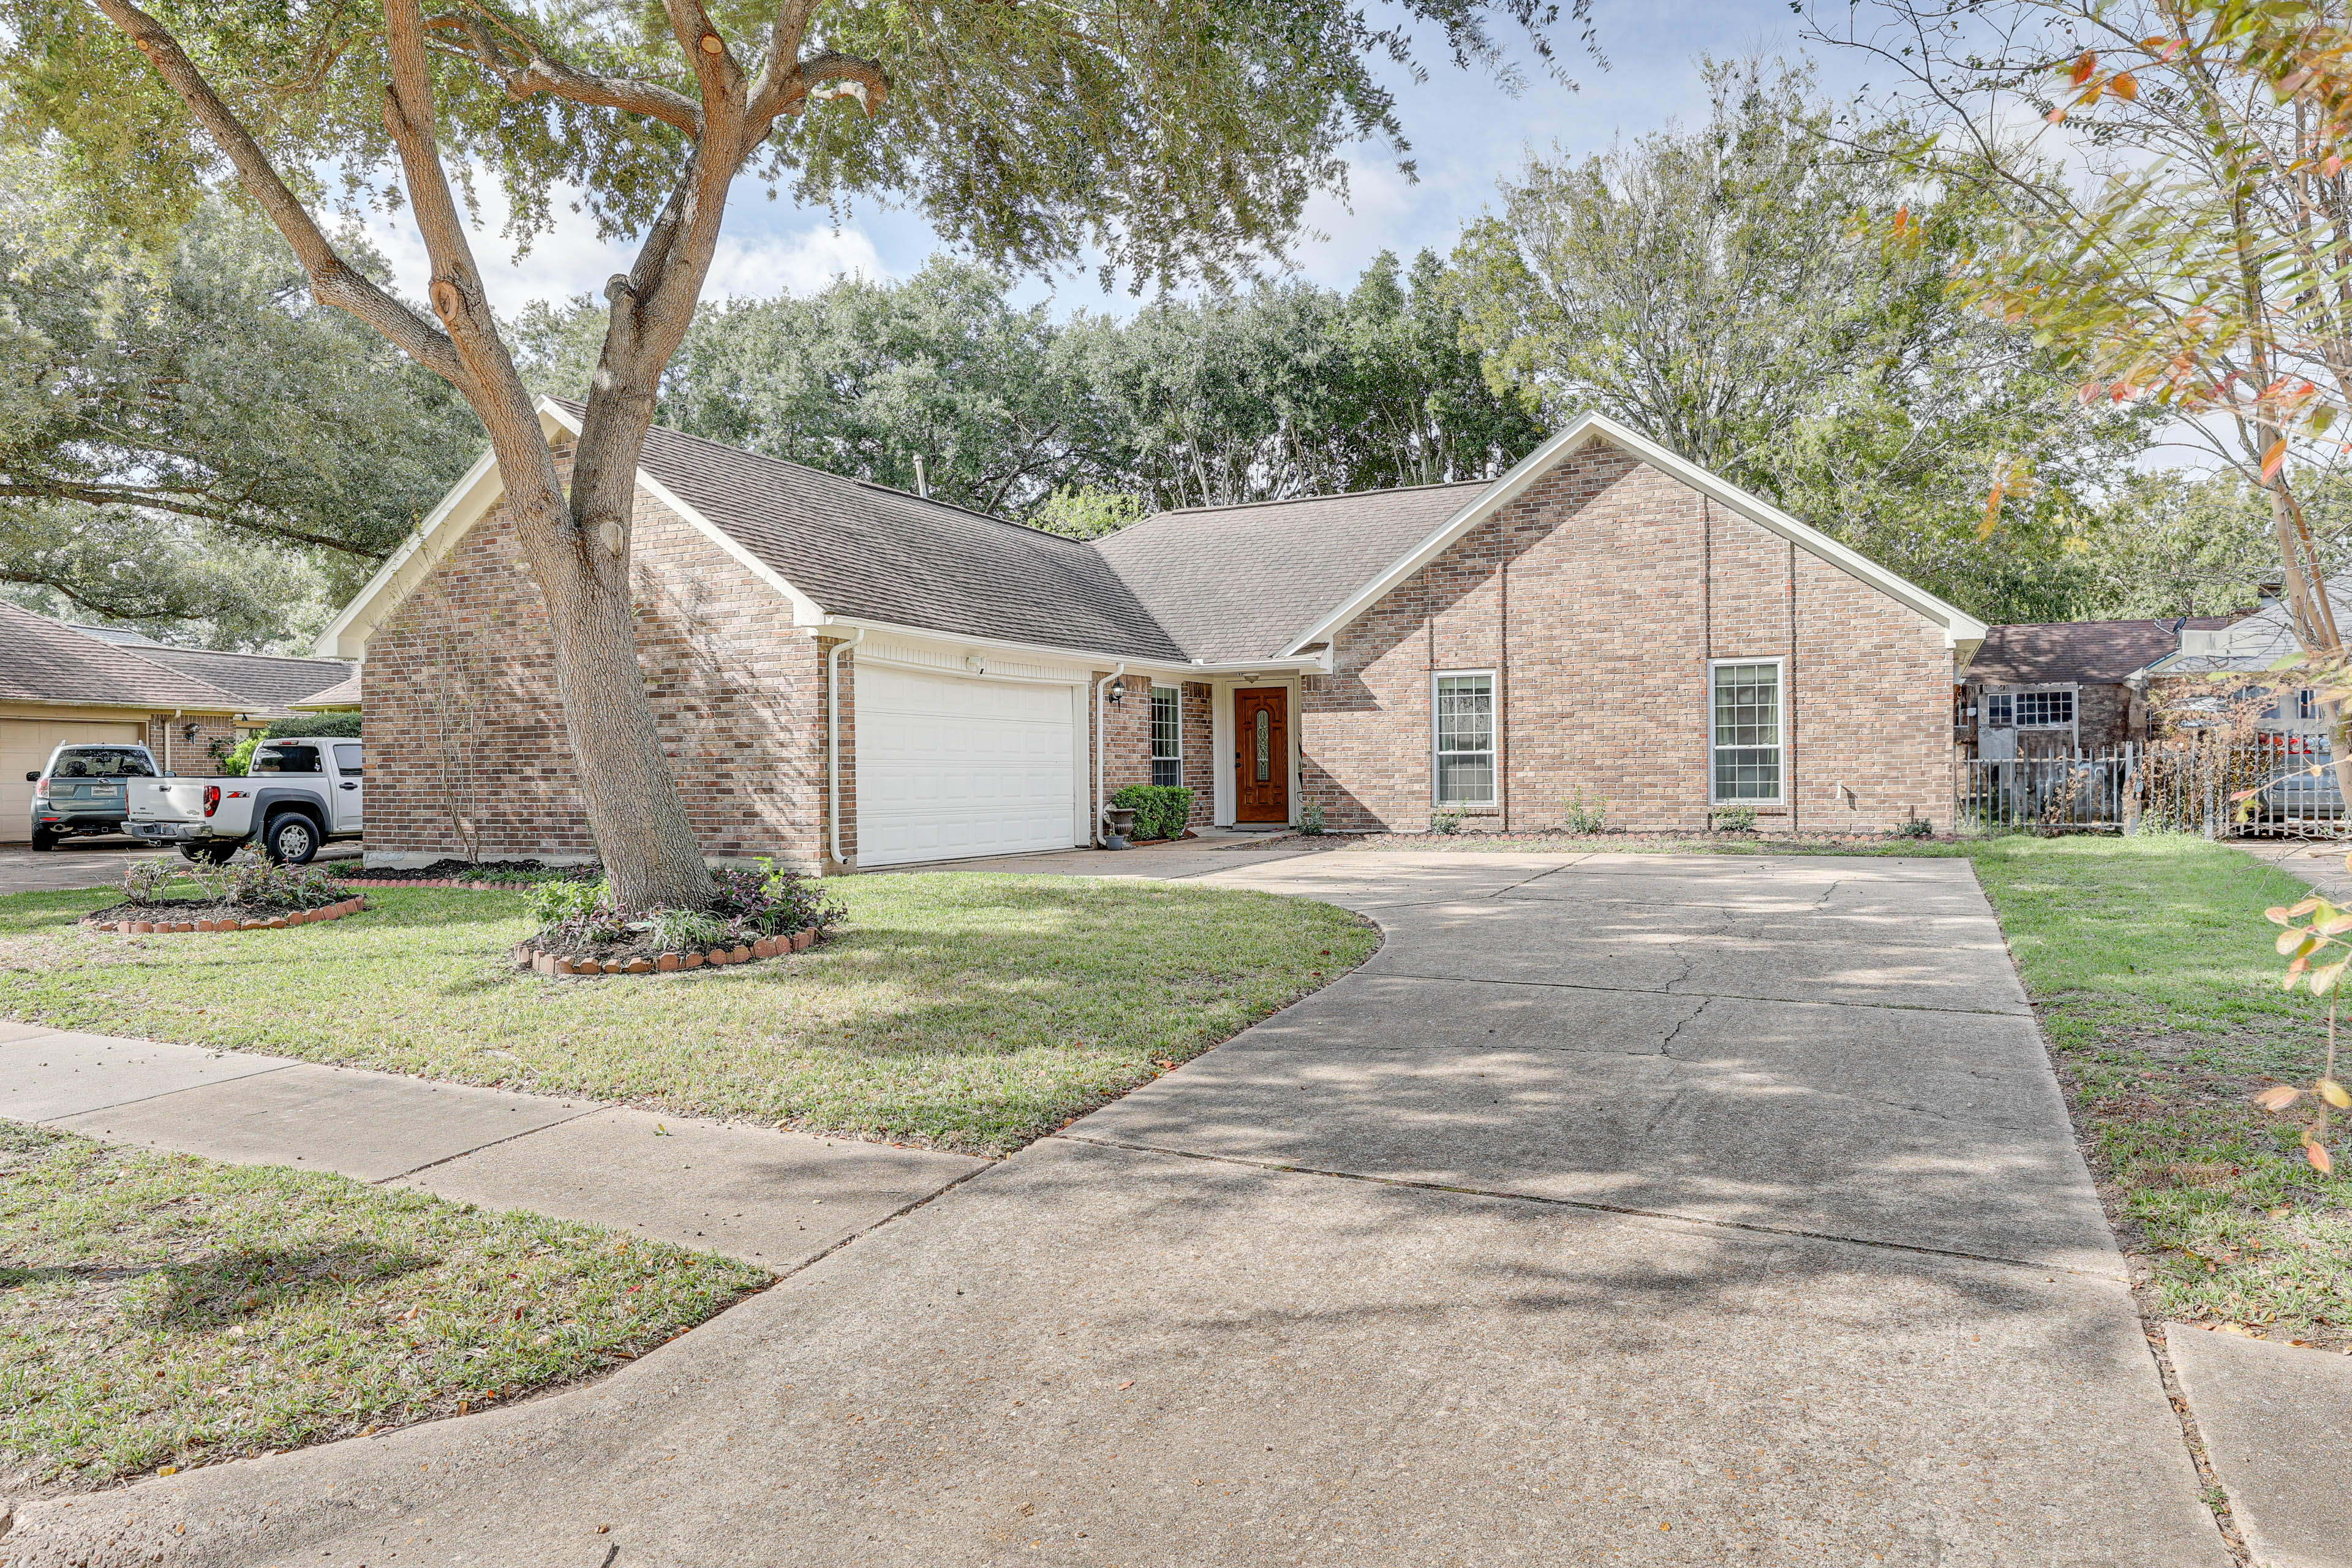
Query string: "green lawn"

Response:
xmin=0 ymin=873 xmax=1378 ymax=1155
xmin=0 ymin=1120 xmax=766 ymax=1492
xmin=1967 ymin=834 xmax=2352 ymax=1346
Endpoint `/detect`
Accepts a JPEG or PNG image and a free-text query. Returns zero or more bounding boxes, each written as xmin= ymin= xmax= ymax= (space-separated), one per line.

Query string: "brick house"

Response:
xmin=1954 ymin=617 xmax=2241 ymax=759
xmin=316 ymin=399 xmax=1986 ymax=871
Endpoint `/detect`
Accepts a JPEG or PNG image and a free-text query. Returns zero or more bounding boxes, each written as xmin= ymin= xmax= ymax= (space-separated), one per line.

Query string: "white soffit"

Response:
xmin=1280 ymin=412 xmax=1991 ymax=655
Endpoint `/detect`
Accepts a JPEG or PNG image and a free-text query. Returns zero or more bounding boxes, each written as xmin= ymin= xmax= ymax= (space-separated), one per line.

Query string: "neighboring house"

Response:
xmin=123 ymin=645 xmax=352 ymax=725
xmin=315 ymin=398 xmax=1988 ymax=872
xmin=1956 ymin=617 xmax=2241 ymax=758
xmin=287 ymin=670 xmax=361 ymax=713
xmin=0 ymin=603 xmax=250 ymax=841
xmin=2138 ymin=581 xmax=2352 ymax=737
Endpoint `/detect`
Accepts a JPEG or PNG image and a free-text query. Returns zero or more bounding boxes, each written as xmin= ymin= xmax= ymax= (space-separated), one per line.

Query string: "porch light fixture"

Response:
xmin=181 ymin=722 xmax=199 ymax=741
xmin=1106 ymin=676 xmax=1126 ymax=706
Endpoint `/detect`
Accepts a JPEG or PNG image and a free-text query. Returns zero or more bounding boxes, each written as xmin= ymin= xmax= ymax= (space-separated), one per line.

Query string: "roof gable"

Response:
xmin=1271 ymin=413 xmax=1989 ymax=658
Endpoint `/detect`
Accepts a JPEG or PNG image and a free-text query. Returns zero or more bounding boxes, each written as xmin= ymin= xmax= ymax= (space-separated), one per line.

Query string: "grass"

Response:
xmin=0 ymin=1120 xmax=767 ymax=1493
xmin=1323 ymin=828 xmax=1972 ymax=856
xmin=0 ymin=873 xmax=1378 ymax=1156
xmin=1966 ymin=832 xmax=2352 ymax=1348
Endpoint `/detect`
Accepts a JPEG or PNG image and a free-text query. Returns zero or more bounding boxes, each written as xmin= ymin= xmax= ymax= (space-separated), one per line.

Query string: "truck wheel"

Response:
xmin=263 ymin=813 xmax=319 ymax=865
xmin=179 ymin=842 xmax=238 ymax=865
xmin=29 ymin=828 xmax=56 ymax=851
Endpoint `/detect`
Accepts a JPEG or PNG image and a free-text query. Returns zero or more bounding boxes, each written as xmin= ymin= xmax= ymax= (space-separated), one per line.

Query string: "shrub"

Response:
xmin=1561 ymin=790 xmax=1607 ymax=834
xmin=1887 ymin=815 xmax=1935 ymax=840
xmin=217 ymin=733 xmax=261 ymax=777
xmin=1109 ymin=784 xmax=1193 ymax=842
xmin=265 ymin=713 xmax=362 ymax=739
xmin=1430 ymin=807 xmax=1464 ymax=835
xmin=651 ymin=908 xmax=731 ymax=952
xmin=176 ymin=853 xmax=349 ymax=911
xmin=121 ymin=861 xmax=177 ymax=905
xmin=1297 ymin=800 xmax=1326 ymax=836
xmin=529 ymin=877 xmax=612 ymax=928
xmin=1712 ymin=805 xmax=1758 ymax=833
xmin=710 ymin=859 xmax=844 ymax=937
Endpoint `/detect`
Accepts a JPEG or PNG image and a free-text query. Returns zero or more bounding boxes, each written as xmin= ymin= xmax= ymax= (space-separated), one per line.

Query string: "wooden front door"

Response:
xmin=1234 ymin=687 xmax=1289 ymax=823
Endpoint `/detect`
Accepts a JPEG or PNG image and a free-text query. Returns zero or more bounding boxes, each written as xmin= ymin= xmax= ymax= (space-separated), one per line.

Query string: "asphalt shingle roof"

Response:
xmin=1091 ymin=483 xmax=1490 ymax=663
xmin=288 ymin=671 xmax=361 ymax=709
xmin=624 ymin=418 xmax=1187 ymax=663
xmin=1967 ymin=617 xmax=2242 ymax=686
xmin=131 ymin=646 xmax=352 ymax=718
xmin=0 ymin=603 xmax=247 ymax=711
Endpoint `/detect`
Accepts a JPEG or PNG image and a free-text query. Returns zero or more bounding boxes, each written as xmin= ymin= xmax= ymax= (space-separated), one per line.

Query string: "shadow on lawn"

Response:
xmin=2 ymin=1243 xmax=432 ymax=1322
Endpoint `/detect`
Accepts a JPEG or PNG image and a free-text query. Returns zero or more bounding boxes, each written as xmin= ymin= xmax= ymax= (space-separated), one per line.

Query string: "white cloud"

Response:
xmin=362 ymin=174 xmax=886 ymax=315
xmin=703 ymin=225 xmax=888 ymax=301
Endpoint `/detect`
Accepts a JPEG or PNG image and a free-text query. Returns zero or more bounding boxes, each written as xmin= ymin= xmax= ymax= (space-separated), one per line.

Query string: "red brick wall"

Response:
xmin=1180 ymin=680 xmax=1215 ymax=827
xmin=363 ymin=490 xmax=829 ymax=870
xmin=147 ymin=714 xmax=241 ymax=777
xmin=1302 ymin=442 xmax=1954 ymax=834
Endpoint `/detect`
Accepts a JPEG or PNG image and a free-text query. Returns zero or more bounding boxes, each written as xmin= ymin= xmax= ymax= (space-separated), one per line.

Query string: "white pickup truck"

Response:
xmin=126 ymin=737 xmax=364 ymax=864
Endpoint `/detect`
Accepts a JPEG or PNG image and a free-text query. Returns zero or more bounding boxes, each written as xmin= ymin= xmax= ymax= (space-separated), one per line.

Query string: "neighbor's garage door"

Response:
xmin=0 ymin=718 xmax=144 ymax=842
xmin=857 ymin=665 xmax=1080 ymax=867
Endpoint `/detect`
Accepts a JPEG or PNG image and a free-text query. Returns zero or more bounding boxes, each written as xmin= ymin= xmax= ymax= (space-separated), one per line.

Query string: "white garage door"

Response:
xmin=1 ymin=718 xmax=145 ymax=842
xmin=858 ymin=665 xmax=1080 ymax=867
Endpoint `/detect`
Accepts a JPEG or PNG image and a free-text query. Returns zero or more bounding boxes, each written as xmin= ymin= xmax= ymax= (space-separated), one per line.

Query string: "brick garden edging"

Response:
xmin=85 ymin=898 xmax=369 ymax=935
xmin=515 ymin=925 xmax=827 ymax=978
xmin=357 ymin=878 xmax=526 ymax=891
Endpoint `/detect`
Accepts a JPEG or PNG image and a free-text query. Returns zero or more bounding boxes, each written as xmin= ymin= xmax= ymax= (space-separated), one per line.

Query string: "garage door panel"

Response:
xmin=858 ymin=665 xmax=1079 ymax=867
xmin=0 ymin=720 xmax=144 ymax=842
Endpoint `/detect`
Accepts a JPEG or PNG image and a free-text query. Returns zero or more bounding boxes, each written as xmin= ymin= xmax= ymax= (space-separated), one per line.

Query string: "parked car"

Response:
xmin=2257 ymin=755 xmax=2346 ymax=821
xmin=124 ymin=737 xmax=363 ymax=864
xmin=24 ymin=742 xmax=161 ymax=849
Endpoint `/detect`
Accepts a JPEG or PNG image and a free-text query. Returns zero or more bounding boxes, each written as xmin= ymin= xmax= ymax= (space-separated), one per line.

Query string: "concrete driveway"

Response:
xmin=3 ymin=851 xmax=2225 ymax=1567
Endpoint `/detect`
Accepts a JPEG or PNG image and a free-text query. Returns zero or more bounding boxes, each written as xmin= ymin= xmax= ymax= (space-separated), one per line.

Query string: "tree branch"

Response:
xmin=0 ymin=480 xmax=389 ymax=557
xmin=89 ymin=0 xmax=468 ymax=388
xmin=428 ymin=12 xmax=702 ymax=136
xmin=752 ymin=48 xmax=889 ymax=127
xmin=380 ymin=0 xmax=553 ymax=476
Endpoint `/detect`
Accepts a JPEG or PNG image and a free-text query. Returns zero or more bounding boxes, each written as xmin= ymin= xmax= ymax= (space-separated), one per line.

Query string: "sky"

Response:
xmin=366 ymin=1 xmax=1885 ymax=322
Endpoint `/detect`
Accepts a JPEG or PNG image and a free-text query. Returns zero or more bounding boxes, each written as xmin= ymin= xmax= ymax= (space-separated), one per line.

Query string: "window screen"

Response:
xmin=1711 ymin=663 xmax=1782 ymax=802
xmin=1150 ymin=686 xmax=1180 ymax=788
xmin=1434 ymin=674 xmax=1495 ymax=805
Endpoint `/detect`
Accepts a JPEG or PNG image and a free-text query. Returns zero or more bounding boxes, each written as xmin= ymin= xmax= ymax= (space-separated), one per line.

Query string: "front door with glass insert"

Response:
xmin=1234 ymin=687 xmax=1289 ymax=823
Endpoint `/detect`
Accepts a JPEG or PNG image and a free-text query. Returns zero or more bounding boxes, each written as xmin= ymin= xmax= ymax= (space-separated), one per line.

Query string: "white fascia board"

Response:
xmin=816 ymin=616 xmax=1309 ymax=682
xmin=311 ymin=439 xmax=510 ymax=658
xmin=1280 ymin=410 xmax=1991 ymax=657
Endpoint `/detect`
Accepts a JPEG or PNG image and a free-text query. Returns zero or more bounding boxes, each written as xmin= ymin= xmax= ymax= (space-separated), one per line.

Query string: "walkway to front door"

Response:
xmin=1234 ymin=685 xmax=1288 ymax=823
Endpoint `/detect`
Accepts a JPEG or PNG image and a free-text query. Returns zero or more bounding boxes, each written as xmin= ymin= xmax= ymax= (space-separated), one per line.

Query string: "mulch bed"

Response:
xmin=337 ymin=858 xmax=594 ymax=887
xmin=515 ymin=925 xmax=829 ymax=978
xmin=81 ymin=897 xmax=368 ymax=935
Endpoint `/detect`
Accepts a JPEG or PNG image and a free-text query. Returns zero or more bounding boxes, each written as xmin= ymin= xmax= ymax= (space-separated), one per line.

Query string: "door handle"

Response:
xmin=339 ymin=782 xmax=358 ymax=790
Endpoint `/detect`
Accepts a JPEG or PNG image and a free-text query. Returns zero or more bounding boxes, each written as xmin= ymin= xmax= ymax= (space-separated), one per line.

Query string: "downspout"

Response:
xmin=1091 ymin=663 xmax=1126 ymax=846
xmin=827 ymin=628 xmax=865 ymax=871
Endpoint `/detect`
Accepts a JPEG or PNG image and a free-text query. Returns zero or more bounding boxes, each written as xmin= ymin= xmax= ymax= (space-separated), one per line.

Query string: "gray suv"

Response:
xmin=26 ymin=743 xmax=160 ymax=850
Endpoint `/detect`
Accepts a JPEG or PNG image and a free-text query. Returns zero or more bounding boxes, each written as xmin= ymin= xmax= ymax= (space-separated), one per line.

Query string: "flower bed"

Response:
xmin=513 ymin=859 xmax=845 ymax=981
xmin=85 ymin=898 xmax=368 ymax=934
xmin=79 ymin=857 xmax=360 ymax=935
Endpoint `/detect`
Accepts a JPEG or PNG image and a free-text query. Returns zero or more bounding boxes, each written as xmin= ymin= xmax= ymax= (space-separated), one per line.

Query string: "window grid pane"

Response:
xmin=1711 ymin=663 xmax=1781 ymax=802
xmin=2012 ymin=689 xmax=2073 ymax=728
xmin=1434 ymin=674 xmax=1496 ymax=805
xmin=1151 ymin=686 xmax=1180 ymax=787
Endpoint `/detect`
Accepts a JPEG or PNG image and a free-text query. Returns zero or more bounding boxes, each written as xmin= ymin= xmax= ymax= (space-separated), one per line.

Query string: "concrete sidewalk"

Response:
xmin=0 ymin=849 xmax=2234 ymax=1568
xmin=0 ymin=1021 xmax=983 ymax=1270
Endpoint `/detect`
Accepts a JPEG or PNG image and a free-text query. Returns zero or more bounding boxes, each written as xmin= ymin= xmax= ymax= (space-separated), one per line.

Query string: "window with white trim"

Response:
xmin=1150 ymin=685 xmax=1182 ymax=788
xmin=1984 ymin=687 xmax=2075 ymax=729
xmin=1434 ymin=673 xmax=1495 ymax=805
xmin=1710 ymin=660 xmax=1782 ymax=803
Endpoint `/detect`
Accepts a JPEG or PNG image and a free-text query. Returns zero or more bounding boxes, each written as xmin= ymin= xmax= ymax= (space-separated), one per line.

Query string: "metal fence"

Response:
xmin=1958 ymin=736 xmax=2349 ymax=837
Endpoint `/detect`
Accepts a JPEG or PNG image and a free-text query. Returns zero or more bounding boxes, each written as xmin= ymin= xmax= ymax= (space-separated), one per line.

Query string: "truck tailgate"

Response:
xmin=127 ymin=780 xmax=212 ymax=824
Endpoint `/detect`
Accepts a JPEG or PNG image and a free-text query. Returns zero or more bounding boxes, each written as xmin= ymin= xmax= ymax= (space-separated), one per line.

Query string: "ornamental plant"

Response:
xmin=2260 ymin=893 xmax=2352 ymax=1174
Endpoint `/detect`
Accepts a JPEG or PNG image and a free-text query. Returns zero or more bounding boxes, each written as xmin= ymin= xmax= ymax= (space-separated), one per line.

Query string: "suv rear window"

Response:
xmin=251 ymin=744 xmax=322 ymax=774
xmin=53 ymin=747 xmax=156 ymax=778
